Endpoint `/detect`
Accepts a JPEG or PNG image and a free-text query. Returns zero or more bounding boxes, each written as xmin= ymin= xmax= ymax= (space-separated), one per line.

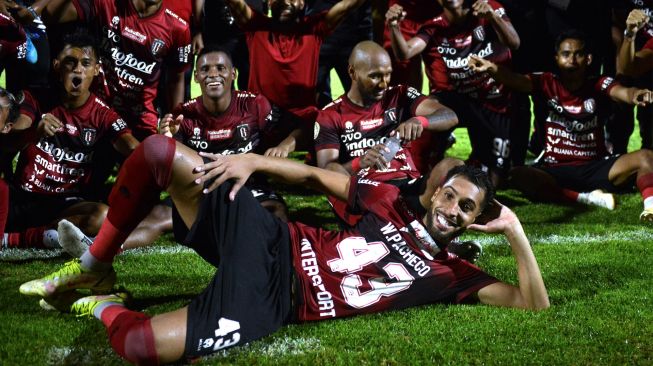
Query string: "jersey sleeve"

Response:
xmin=415 ymin=23 xmax=434 ymax=45
xmin=166 ymin=20 xmax=192 ymax=73
xmin=18 ymin=90 xmax=39 ymax=124
xmin=489 ymin=0 xmax=511 ymax=23
xmin=104 ymin=109 xmax=131 ymax=142
xmin=644 ymin=37 xmax=653 ymax=51
xmin=401 ymin=85 xmax=429 ymax=117
xmin=255 ymin=94 xmax=274 ymax=131
xmin=71 ymin=0 xmax=97 ymax=22
xmin=346 ymin=176 xmax=400 ymax=214
xmin=314 ymin=110 xmax=341 ymax=151
xmin=595 ymin=76 xmax=619 ymax=96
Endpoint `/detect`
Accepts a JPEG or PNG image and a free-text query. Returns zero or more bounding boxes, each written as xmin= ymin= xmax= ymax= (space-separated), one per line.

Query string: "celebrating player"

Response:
xmin=386 ymin=0 xmax=520 ymax=185
xmin=159 ymin=46 xmax=300 ymax=221
xmin=19 ymin=133 xmax=548 ymax=364
xmin=469 ymin=29 xmax=653 ymax=221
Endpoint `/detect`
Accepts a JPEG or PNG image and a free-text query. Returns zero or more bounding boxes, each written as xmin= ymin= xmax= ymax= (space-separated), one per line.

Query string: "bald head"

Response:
xmin=348 ymin=41 xmax=391 ymax=71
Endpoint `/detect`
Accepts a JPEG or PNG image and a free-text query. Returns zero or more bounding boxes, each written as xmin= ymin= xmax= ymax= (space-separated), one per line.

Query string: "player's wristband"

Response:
xmin=351 ymin=157 xmax=361 ymax=172
xmin=26 ymin=6 xmax=39 ymax=20
xmin=415 ymin=116 xmax=429 ymax=128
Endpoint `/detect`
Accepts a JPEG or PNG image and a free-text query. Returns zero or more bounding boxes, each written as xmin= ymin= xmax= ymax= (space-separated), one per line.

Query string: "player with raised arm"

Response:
xmin=386 ymin=0 xmax=520 ymax=185
xmin=469 ymin=29 xmax=653 ymax=221
xmin=618 ymin=9 xmax=653 ymax=77
xmin=158 ymin=45 xmax=300 ymax=221
xmin=19 ymin=133 xmax=548 ymax=364
xmin=24 ymin=0 xmax=191 ymax=139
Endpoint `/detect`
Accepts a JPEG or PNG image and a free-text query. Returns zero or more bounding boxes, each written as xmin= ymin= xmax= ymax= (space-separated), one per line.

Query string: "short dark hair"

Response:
xmin=554 ymin=29 xmax=588 ymax=53
xmin=0 ymin=87 xmax=21 ymax=123
xmin=196 ymin=45 xmax=234 ymax=66
xmin=443 ymin=165 xmax=495 ymax=211
xmin=59 ymin=29 xmax=98 ymax=58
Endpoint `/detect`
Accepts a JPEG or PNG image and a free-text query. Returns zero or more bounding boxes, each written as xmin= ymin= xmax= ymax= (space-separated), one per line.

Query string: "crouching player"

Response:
xmin=19 ymin=133 xmax=548 ymax=364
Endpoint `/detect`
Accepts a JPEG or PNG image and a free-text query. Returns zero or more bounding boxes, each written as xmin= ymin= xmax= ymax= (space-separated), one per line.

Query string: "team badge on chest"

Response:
xmin=235 ymin=124 xmax=250 ymax=142
xmin=151 ymin=39 xmax=166 ymax=57
xmin=473 ymin=26 xmax=486 ymax=42
xmin=81 ymin=128 xmax=97 ymax=146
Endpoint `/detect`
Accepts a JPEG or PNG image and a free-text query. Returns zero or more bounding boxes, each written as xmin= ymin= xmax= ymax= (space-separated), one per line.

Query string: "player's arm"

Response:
xmin=617 ymin=10 xmax=652 ymax=76
xmin=317 ymin=148 xmax=353 ymax=175
xmin=194 ymin=153 xmax=350 ymax=202
xmin=396 ymin=98 xmax=458 ymax=142
xmin=608 ymin=85 xmax=652 ymax=107
xmin=324 ymin=0 xmax=366 ymax=30
xmin=318 ymin=145 xmax=393 ymax=175
xmin=158 ymin=113 xmax=183 ymax=137
xmin=224 ymin=0 xmax=253 ymax=25
xmin=192 ymin=0 xmax=205 ymax=54
xmin=472 ymin=0 xmax=519 ymax=49
xmin=264 ymin=127 xmax=303 ymax=158
xmin=22 ymin=0 xmax=79 ymax=23
xmin=165 ymin=69 xmax=186 ymax=116
xmin=385 ymin=4 xmax=427 ymax=60
xmin=468 ymin=55 xmax=533 ymax=93
xmin=112 ymin=133 xmax=139 ymax=157
xmin=470 ymin=202 xmax=550 ymax=310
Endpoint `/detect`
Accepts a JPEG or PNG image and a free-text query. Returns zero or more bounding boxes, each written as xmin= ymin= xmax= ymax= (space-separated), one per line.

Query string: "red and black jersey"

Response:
xmin=644 ymin=37 xmax=653 ymax=51
xmin=315 ymin=85 xmax=424 ymax=182
xmin=416 ymin=0 xmax=512 ymax=113
xmin=529 ymin=72 xmax=618 ymax=166
xmin=15 ymin=91 xmax=130 ymax=195
xmin=289 ymin=177 xmax=498 ymax=322
xmin=244 ymin=10 xmax=331 ymax=110
xmin=0 ymin=13 xmax=27 ymax=62
xmin=172 ymin=91 xmax=279 ymax=155
xmin=72 ymin=0 xmax=191 ymax=130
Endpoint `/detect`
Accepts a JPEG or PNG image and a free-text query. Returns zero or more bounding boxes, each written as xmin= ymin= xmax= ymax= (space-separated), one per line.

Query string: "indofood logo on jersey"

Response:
xmin=110 ymin=48 xmax=156 ymax=74
xmin=444 ymin=43 xmax=494 ymax=69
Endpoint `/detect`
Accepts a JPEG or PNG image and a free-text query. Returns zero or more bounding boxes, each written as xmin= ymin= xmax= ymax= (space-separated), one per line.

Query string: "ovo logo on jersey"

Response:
xmin=198 ymin=317 xmax=241 ymax=352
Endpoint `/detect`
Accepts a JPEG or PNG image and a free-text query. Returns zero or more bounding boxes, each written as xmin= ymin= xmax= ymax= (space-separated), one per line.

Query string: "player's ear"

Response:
xmin=93 ymin=62 xmax=100 ymax=76
xmin=348 ymin=64 xmax=356 ymax=82
xmin=586 ymin=53 xmax=593 ymax=66
xmin=231 ymin=66 xmax=237 ymax=81
xmin=52 ymin=58 xmax=60 ymax=72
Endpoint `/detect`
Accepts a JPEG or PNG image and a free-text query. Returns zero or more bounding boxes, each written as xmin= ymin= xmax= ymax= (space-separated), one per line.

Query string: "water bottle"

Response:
xmin=380 ymin=133 xmax=401 ymax=162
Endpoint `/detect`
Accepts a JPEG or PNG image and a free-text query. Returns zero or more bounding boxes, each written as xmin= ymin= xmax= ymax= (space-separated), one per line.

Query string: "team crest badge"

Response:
xmin=584 ymin=98 xmax=596 ymax=114
xmin=235 ymin=124 xmax=250 ymax=142
xmin=81 ymin=128 xmax=97 ymax=146
xmin=151 ymin=39 xmax=166 ymax=57
xmin=472 ymin=26 xmax=485 ymax=42
xmin=384 ymin=108 xmax=398 ymax=124
xmin=313 ymin=122 xmax=320 ymax=140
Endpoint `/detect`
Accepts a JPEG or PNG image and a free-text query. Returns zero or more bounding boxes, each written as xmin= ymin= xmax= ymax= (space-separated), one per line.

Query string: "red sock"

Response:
xmin=0 ymin=179 xmax=8 ymax=238
xmin=89 ymin=135 xmax=175 ymax=262
xmin=5 ymin=226 xmax=46 ymax=249
xmin=636 ymin=172 xmax=653 ymax=200
xmin=561 ymin=188 xmax=579 ymax=203
xmin=103 ymin=307 xmax=159 ymax=365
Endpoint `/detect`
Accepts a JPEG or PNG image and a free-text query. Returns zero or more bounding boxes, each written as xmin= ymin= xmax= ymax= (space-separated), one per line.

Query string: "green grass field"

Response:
xmin=2 ymin=71 xmax=653 ymax=365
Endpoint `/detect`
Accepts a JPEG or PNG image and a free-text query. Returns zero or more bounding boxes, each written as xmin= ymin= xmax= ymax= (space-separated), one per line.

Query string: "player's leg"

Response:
xmin=607 ymin=149 xmax=653 ymax=221
xmin=19 ymin=135 xmax=204 ymax=297
xmin=121 ymin=204 xmax=173 ymax=250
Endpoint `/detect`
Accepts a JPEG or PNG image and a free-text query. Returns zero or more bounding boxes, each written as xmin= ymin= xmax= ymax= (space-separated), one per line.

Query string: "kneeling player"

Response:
xmin=20 ymin=134 xmax=548 ymax=364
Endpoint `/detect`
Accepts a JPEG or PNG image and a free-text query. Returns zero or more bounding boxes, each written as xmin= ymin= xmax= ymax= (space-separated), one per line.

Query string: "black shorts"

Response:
xmin=6 ymin=184 xmax=83 ymax=231
xmin=535 ymin=156 xmax=622 ymax=192
xmin=434 ymin=91 xmax=513 ymax=173
xmin=175 ymin=181 xmax=294 ymax=358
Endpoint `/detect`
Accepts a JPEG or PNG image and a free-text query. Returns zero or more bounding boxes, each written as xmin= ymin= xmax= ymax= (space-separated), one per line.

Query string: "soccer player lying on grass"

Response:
xmin=20 ymin=135 xmax=549 ymax=364
xmin=469 ymin=29 xmax=653 ymax=222
xmin=158 ymin=45 xmax=302 ymax=222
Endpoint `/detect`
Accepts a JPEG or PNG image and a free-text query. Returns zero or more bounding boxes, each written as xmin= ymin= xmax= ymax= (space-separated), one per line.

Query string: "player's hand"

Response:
xmin=192 ymin=32 xmax=204 ymax=55
xmin=472 ymin=0 xmax=495 ymax=20
xmin=385 ymin=4 xmax=406 ymax=26
xmin=468 ymin=54 xmax=496 ymax=73
xmin=468 ymin=200 xmax=519 ymax=235
xmin=396 ymin=119 xmax=423 ymax=141
xmin=632 ymin=89 xmax=652 ymax=107
xmin=194 ymin=152 xmax=256 ymax=200
xmin=158 ymin=113 xmax=182 ymax=137
xmin=37 ymin=114 xmax=63 ymax=137
xmin=360 ymin=143 xmax=390 ymax=170
xmin=264 ymin=146 xmax=290 ymax=158
xmin=5 ymin=1 xmax=36 ymax=25
xmin=626 ymin=9 xmax=649 ymax=34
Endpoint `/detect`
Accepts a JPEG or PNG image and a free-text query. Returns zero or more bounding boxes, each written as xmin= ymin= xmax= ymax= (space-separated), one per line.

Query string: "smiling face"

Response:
xmin=424 ymin=175 xmax=485 ymax=243
xmin=53 ymin=45 xmax=99 ymax=100
xmin=194 ymin=51 xmax=236 ymax=100
xmin=269 ymin=0 xmax=305 ymax=22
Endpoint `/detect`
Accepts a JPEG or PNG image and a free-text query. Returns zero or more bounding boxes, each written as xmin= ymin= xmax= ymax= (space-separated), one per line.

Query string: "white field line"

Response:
xmin=2 ymin=230 xmax=651 ymax=261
